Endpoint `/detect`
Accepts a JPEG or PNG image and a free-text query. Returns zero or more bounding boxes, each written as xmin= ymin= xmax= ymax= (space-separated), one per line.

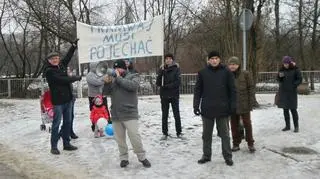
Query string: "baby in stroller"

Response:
xmin=40 ymin=90 xmax=54 ymax=132
xmin=90 ymin=95 xmax=111 ymax=138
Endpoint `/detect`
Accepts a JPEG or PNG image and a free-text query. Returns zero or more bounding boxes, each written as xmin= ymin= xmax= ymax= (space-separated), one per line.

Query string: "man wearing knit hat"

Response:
xmin=104 ymin=59 xmax=151 ymax=168
xmin=43 ymin=39 xmax=81 ymax=155
xmin=193 ymin=51 xmax=236 ymax=166
xmin=227 ymin=56 xmax=256 ymax=153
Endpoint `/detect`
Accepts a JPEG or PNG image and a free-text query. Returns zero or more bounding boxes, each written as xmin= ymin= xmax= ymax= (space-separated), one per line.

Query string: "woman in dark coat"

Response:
xmin=277 ymin=56 xmax=302 ymax=132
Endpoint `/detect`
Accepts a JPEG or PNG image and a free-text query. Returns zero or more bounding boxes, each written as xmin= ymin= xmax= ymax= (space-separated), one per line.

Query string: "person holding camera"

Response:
xmin=43 ymin=39 xmax=81 ymax=155
xmin=104 ymin=59 xmax=151 ymax=168
xmin=277 ymin=56 xmax=302 ymax=132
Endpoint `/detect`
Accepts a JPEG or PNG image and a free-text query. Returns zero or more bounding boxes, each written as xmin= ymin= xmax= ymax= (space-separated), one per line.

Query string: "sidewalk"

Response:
xmin=0 ymin=163 xmax=26 ymax=179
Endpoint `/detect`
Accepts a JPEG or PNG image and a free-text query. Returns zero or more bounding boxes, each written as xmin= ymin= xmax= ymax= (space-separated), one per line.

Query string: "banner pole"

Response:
xmin=77 ymin=59 xmax=82 ymax=98
xmin=161 ymin=55 xmax=164 ymax=86
xmin=77 ymin=29 xmax=83 ymax=98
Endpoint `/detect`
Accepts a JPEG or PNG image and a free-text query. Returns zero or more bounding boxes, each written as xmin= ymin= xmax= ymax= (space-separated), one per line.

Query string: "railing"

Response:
xmin=1 ymin=71 xmax=319 ymax=98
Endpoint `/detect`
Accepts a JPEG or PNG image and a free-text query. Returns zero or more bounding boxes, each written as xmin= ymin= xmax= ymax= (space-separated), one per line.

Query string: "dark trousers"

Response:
xmin=201 ymin=116 xmax=232 ymax=161
xmin=283 ymin=109 xmax=299 ymax=129
xmin=60 ymin=97 xmax=76 ymax=136
xmin=51 ymin=101 xmax=72 ymax=149
xmin=230 ymin=113 xmax=254 ymax=146
xmin=161 ymin=97 xmax=181 ymax=136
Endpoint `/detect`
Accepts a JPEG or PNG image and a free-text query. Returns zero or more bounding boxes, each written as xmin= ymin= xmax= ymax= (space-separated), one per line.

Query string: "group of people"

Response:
xmin=43 ymin=40 xmax=302 ymax=168
xmin=43 ymin=42 xmax=151 ymax=168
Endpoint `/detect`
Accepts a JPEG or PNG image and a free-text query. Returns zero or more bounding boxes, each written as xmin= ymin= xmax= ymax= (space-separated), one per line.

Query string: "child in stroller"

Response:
xmin=40 ymin=90 xmax=54 ymax=132
xmin=90 ymin=95 xmax=111 ymax=138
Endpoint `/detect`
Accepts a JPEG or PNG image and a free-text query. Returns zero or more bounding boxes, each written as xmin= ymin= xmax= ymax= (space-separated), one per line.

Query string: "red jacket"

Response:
xmin=90 ymin=105 xmax=110 ymax=124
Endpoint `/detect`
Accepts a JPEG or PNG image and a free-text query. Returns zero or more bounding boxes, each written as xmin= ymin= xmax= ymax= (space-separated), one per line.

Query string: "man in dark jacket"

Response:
xmin=193 ymin=51 xmax=236 ymax=166
xmin=156 ymin=53 xmax=182 ymax=140
xmin=43 ymin=40 xmax=81 ymax=155
xmin=227 ymin=56 xmax=255 ymax=152
xmin=277 ymin=56 xmax=302 ymax=132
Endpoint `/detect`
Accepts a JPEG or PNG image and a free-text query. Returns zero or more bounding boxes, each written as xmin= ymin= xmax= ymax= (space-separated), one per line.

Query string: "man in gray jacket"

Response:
xmin=105 ymin=59 xmax=151 ymax=168
xmin=86 ymin=62 xmax=110 ymax=131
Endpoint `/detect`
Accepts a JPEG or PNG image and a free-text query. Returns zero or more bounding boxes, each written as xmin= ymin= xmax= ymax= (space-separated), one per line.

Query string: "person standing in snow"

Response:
xmin=86 ymin=62 xmax=111 ymax=132
xmin=193 ymin=51 xmax=236 ymax=166
xmin=227 ymin=56 xmax=256 ymax=153
xmin=43 ymin=39 xmax=81 ymax=155
xmin=104 ymin=59 xmax=151 ymax=168
xmin=277 ymin=56 xmax=302 ymax=132
xmin=59 ymin=67 xmax=78 ymax=139
xmin=156 ymin=53 xmax=182 ymax=140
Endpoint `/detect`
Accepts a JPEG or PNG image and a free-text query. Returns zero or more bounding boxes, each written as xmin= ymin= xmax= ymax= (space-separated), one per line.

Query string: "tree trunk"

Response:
xmin=310 ymin=0 xmax=319 ymax=90
xmin=275 ymin=0 xmax=280 ymax=69
xmin=298 ymin=0 xmax=306 ymax=70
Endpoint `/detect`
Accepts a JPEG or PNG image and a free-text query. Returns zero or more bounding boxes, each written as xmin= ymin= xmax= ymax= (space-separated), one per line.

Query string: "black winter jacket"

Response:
xmin=156 ymin=63 xmax=181 ymax=98
xmin=277 ymin=65 xmax=302 ymax=109
xmin=193 ymin=64 xmax=237 ymax=118
xmin=43 ymin=45 xmax=79 ymax=105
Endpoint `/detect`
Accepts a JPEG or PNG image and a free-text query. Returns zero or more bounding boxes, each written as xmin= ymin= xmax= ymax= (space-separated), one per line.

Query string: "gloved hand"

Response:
xmin=194 ymin=108 xmax=201 ymax=116
xmin=158 ymin=69 xmax=164 ymax=76
xmin=71 ymin=38 xmax=79 ymax=47
xmin=162 ymin=84 xmax=168 ymax=89
xmin=75 ymin=76 xmax=82 ymax=81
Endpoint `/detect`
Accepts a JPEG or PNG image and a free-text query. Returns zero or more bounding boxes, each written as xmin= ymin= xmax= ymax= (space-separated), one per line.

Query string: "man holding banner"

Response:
xmin=43 ymin=40 xmax=81 ymax=155
xmin=156 ymin=53 xmax=182 ymax=140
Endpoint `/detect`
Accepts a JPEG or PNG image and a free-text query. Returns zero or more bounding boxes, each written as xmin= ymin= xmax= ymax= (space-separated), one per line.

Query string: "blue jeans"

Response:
xmin=70 ymin=98 xmax=75 ymax=134
xmin=51 ymin=101 xmax=72 ymax=149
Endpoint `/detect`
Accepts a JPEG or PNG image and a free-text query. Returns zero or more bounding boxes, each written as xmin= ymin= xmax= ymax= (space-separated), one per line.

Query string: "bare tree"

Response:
xmin=0 ymin=0 xmax=19 ymax=76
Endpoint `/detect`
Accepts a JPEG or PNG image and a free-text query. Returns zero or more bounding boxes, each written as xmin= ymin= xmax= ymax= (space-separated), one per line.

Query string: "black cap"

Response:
xmin=113 ymin=59 xmax=127 ymax=70
xmin=164 ymin=53 xmax=174 ymax=60
xmin=208 ymin=51 xmax=220 ymax=59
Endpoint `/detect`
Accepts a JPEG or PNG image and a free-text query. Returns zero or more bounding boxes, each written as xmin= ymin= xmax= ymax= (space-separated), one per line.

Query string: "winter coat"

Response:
xmin=233 ymin=69 xmax=255 ymax=114
xmin=156 ymin=62 xmax=181 ymax=99
xmin=90 ymin=105 xmax=110 ymax=124
xmin=43 ymin=46 xmax=79 ymax=105
xmin=193 ymin=64 xmax=237 ymax=118
xmin=86 ymin=62 xmax=105 ymax=97
xmin=104 ymin=72 xmax=140 ymax=121
xmin=277 ymin=66 xmax=302 ymax=109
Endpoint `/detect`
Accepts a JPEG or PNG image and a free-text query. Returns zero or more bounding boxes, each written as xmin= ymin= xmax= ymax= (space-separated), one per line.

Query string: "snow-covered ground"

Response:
xmin=0 ymin=94 xmax=320 ymax=179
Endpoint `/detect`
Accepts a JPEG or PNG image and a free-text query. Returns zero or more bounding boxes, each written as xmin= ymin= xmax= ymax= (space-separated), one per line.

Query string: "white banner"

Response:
xmin=76 ymin=15 xmax=164 ymax=64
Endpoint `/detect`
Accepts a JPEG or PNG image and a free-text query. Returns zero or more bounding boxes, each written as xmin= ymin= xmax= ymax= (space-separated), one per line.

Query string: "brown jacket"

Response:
xmin=233 ymin=70 xmax=255 ymax=114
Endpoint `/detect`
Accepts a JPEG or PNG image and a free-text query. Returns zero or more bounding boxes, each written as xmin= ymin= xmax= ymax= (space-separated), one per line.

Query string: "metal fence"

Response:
xmin=1 ymin=71 xmax=320 ymax=99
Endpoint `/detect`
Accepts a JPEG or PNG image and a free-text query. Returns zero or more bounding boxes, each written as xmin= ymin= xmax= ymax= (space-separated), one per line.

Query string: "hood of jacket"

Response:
xmin=89 ymin=62 xmax=100 ymax=74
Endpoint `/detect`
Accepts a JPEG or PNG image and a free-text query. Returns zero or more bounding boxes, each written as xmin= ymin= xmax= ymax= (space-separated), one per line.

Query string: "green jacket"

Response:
xmin=233 ymin=70 xmax=255 ymax=114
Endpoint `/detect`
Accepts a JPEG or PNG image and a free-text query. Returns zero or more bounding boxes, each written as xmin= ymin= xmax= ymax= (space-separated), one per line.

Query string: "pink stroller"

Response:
xmin=40 ymin=90 xmax=54 ymax=132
